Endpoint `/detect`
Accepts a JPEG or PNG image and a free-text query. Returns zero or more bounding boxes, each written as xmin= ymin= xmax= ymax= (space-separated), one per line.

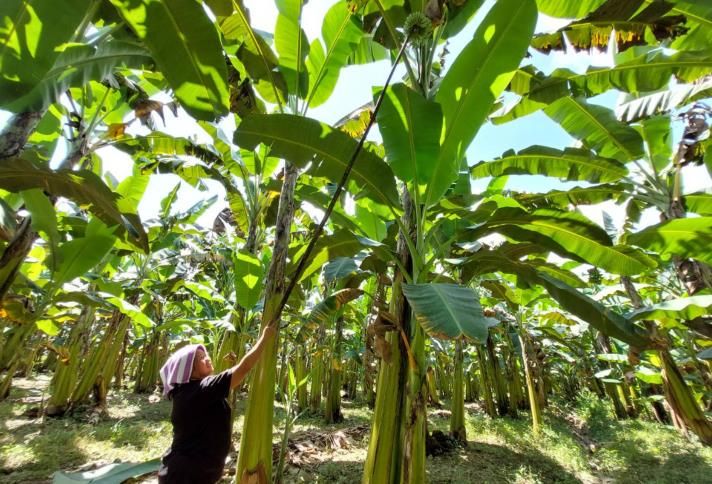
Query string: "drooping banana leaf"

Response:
xmin=235 ymin=114 xmax=400 ymax=208
xmin=626 ymin=295 xmax=712 ymax=323
xmin=307 ymin=288 xmax=364 ymax=328
xmin=628 ymin=217 xmax=712 ymax=265
xmin=221 ymin=0 xmax=287 ymax=106
xmin=402 ymin=283 xmax=497 ymax=343
xmin=471 ymin=146 xmax=628 ymax=183
xmin=3 ymin=40 xmax=151 ymax=112
xmin=0 ymin=0 xmax=91 ymax=109
xmin=544 ymin=97 xmax=645 ymax=161
xmin=110 ymin=0 xmax=229 ymax=121
xmin=234 ymin=250 xmax=264 ymax=310
xmin=0 ymin=157 xmax=147 ymax=250
xmin=470 ymin=207 xmax=657 ymax=276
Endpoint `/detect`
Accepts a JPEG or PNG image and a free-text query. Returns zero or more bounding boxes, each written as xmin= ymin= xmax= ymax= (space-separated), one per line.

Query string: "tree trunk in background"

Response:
xmin=236 ymin=163 xmax=297 ymax=484
xmin=659 ymin=348 xmax=712 ymax=446
xmin=325 ymin=314 xmax=344 ymax=423
xmin=450 ymin=339 xmax=466 ymax=442
xmin=0 ymin=111 xmax=44 ymax=159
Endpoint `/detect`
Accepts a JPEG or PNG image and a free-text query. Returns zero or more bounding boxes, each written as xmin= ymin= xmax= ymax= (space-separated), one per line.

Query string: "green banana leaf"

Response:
xmin=305 ymin=1 xmax=362 ymax=108
xmin=628 ymin=217 xmax=712 ymax=265
xmin=307 ymin=288 xmax=364 ymax=328
xmin=0 ymin=0 xmax=91 ymax=108
xmin=52 ymin=459 xmax=160 ymax=484
xmin=516 ymin=184 xmax=631 ymax=209
xmin=471 ymin=146 xmax=628 ymax=183
xmin=544 ymin=97 xmax=645 ymax=161
xmin=377 ymin=83 xmax=442 ymax=198
xmin=235 ymin=114 xmax=400 ymax=208
xmin=234 ymin=250 xmax=264 ymax=310
xmin=683 ymin=192 xmax=712 ymax=216
xmin=430 ymin=0 xmax=537 ymax=208
xmin=110 ymin=0 xmax=229 ymax=121
xmin=626 ymin=295 xmax=712 ymax=322
xmin=0 ymin=157 xmax=148 ymax=251
xmin=275 ymin=0 xmax=310 ymax=98
xmin=535 ymin=0 xmax=607 ymax=18
xmin=402 ymin=283 xmax=497 ymax=343
xmin=288 ymin=230 xmax=365 ymax=283
xmin=495 ymin=50 xmax=712 ymax=124
xmin=221 ymin=0 xmax=287 ymax=105
xmin=3 ymin=40 xmax=151 ymax=112
xmin=472 ymin=207 xmax=656 ymax=276
xmin=323 ymin=257 xmax=359 ymax=282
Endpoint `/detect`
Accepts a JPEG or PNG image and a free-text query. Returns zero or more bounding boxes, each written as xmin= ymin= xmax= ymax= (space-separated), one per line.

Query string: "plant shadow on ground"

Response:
xmin=572 ymin=394 xmax=712 ymax=484
xmin=0 ymin=375 xmax=172 ymax=484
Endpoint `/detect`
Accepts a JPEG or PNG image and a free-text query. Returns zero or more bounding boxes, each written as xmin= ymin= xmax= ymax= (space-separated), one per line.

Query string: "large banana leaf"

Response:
xmin=535 ymin=0 xmax=607 ymax=18
xmin=234 ymin=250 xmax=264 ymax=310
xmin=0 ymin=0 xmax=90 ymax=108
xmin=628 ymin=217 xmax=712 ymax=265
xmin=4 ymin=40 xmax=152 ymax=112
xmin=288 ymin=230 xmax=365 ymax=282
xmin=377 ymin=83 xmax=442 ymax=198
xmin=670 ymin=0 xmax=712 ymax=51
xmin=221 ymin=1 xmax=287 ymax=105
xmin=304 ymin=1 xmax=362 ymax=108
xmin=544 ymin=97 xmax=645 ymax=161
xmin=472 ymin=207 xmax=657 ymax=275
xmin=402 ymin=283 xmax=496 ymax=343
xmin=0 ymin=157 xmax=148 ymax=250
xmin=516 ymin=184 xmax=631 ymax=209
xmin=54 ymin=222 xmax=116 ymax=287
xmin=110 ymin=0 xmax=229 ymax=121
xmin=627 ymin=295 xmax=712 ymax=323
xmin=637 ymin=116 xmax=672 ymax=173
xmin=430 ymin=0 xmax=537 ymax=208
xmin=495 ymin=50 xmax=712 ymax=124
xmin=275 ymin=0 xmax=309 ymax=98
xmin=235 ymin=114 xmax=400 ymax=208
xmin=323 ymin=257 xmax=358 ymax=282
xmin=683 ymin=192 xmax=712 ymax=216
xmin=471 ymin=146 xmax=628 ymax=183
xmin=307 ymin=288 xmax=364 ymax=328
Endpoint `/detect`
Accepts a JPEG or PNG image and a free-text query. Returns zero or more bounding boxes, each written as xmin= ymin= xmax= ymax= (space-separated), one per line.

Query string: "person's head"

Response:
xmin=159 ymin=343 xmax=210 ymax=398
xmin=190 ymin=347 xmax=214 ymax=379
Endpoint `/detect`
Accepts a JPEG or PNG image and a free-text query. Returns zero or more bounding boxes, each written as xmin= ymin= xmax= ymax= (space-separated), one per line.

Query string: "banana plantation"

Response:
xmin=1 ymin=0 xmax=712 ymax=482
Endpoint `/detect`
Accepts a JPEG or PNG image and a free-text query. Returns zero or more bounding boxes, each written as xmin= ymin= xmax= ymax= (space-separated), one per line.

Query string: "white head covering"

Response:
xmin=159 ymin=344 xmax=206 ymax=397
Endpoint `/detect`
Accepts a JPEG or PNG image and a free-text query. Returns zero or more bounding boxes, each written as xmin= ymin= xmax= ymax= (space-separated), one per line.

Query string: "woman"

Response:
xmin=157 ymin=324 xmax=276 ymax=483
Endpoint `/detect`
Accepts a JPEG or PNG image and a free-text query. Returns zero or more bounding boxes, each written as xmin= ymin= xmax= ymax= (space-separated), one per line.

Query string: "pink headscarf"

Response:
xmin=159 ymin=344 xmax=206 ymax=397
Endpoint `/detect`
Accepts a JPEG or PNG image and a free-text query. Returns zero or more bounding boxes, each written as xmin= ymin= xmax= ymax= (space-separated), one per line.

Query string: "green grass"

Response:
xmin=1 ymin=378 xmax=710 ymax=483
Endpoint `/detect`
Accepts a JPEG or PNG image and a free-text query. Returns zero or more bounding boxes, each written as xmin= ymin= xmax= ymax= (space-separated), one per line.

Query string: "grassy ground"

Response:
xmin=1 ymin=376 xmax=710 ymax=483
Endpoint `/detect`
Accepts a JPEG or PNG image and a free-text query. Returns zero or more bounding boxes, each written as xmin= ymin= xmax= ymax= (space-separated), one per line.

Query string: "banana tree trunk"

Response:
xmin=426 ymin=367 xmax=441 ymax=407
xmin=236 ymin=163 xmax=297 ymax=484
xmin=325 ymin=314 xmax=344 ymax=423
xmin=363 ymin=189 xmax=423 ymax=484
xmin=0 ymin=219 xmax=38 ymax=303
xmin=475 ymin=345 xmax=496 ymax=417
xmin=295 ymin=346 xmax=308 ymax=413
xmin=450 ymin=339 xmax=466 ymax=442
xmin=486 ymin=335 xmax=509 ymax=417
xmin=46 ymin=306 xmax=94 ymax=414
xmin=517 ymin=328 xmax=541 ymax=435
xmin=659 ymin=348 xmax=712 ymax=445
xmin=0 ymin=111 xmax=44 ymax=159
